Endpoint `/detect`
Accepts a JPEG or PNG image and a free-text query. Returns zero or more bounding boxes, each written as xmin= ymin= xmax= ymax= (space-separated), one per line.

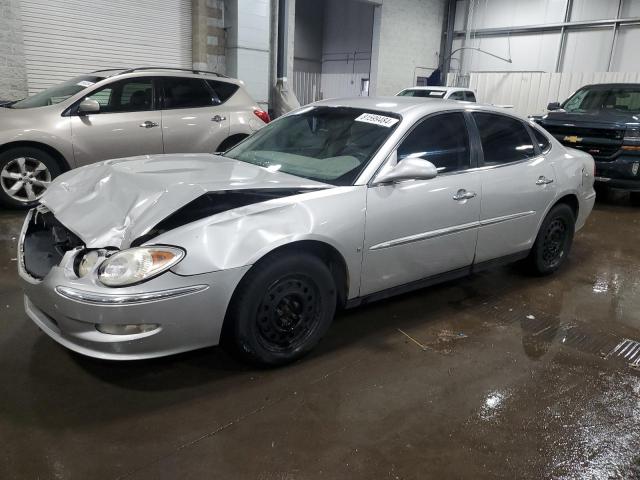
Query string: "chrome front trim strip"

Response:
xmin=369 ymin=210 xmax=536 ymax=251
xmin=55 ymin=284 xmax=209 ymax=305
xmin=370 ymin=221 xmax=479 ymax=250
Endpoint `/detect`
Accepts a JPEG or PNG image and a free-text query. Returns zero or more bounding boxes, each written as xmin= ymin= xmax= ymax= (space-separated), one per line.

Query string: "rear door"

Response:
xmin=70 ymin=76 xmax=163 ymax=165
xmin=471 ymin=111 xmax=557 ymax=263
xmin=361 ymin=112 xmax=481 ymax=295
xmin=160 ymin=76 xmax=231 ymax=154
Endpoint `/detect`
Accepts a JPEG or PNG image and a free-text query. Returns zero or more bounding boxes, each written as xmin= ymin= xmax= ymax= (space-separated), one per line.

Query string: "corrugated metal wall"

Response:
xmin=20 ymin=0 xmax=192 ymax=94
xmin=292 ymin=71 xmax=322 ymax=106
xmin=447 ymin=71 xmax=640 ymax=116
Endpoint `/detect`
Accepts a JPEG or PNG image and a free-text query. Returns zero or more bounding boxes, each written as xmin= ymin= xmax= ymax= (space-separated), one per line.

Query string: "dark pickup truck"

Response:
xmin=533 ymin=83 xmax=640 ymax=202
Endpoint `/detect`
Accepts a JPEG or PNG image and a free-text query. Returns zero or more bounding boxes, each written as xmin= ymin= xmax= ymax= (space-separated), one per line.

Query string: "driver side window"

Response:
xmin=83 ymin=77 xmax=154 ymax=113
xmin=397 ymin=112 xmax=471 ymax=174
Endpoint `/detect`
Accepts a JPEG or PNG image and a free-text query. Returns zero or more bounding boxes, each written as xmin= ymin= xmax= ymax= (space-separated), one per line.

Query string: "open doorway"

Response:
xmin=293 ymin=0 xmax=375 ymax=105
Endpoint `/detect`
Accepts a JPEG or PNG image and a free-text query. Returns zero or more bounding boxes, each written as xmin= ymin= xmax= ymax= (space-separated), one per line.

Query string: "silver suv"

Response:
xmin=0 ymin=67 xmax=269 ymax=207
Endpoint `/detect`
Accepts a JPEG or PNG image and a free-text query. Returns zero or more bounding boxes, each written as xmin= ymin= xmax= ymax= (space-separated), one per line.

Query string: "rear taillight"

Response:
xmin=253 ymin=108 xmax=270 ymax=124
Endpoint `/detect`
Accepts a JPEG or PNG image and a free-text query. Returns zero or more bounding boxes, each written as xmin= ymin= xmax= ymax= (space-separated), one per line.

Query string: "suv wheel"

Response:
xmin=226 ymin=252 xmax=336 ymax=366
xmin=0 ymin=147 xmax=60 ymax=208
xmin=525 ymin=203 xmax=575 ymax=275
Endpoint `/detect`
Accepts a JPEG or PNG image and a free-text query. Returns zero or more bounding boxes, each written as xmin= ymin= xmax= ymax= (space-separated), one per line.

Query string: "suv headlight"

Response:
xmin=98 ymin=246 xmax=185 ymax=287
xmin=623 ymin=128 xmax=640 ymax=150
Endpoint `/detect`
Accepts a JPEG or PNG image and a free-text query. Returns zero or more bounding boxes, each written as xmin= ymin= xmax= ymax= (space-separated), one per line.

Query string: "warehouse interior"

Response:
xmin=1 ymin=0 xmax=640 ymax=479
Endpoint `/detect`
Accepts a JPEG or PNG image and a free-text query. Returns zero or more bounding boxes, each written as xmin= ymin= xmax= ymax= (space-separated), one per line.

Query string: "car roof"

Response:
xmin=578 ymin=83 xmax=640 ymax=89
xmin=399 ymin=86 xmax=471 ymax=92
xmin=310 ymin=96 xmax=519 ymax=119
xmin=89 ymin=67 xmax=238 ymax=84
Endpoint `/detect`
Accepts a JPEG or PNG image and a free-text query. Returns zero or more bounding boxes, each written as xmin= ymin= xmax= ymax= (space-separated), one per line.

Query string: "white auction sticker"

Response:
xmin=429 ymin=91 xmax=445 ymax=97
xmin=76 ymin=81 xmax=95 ymax=88
xmin=355 ymin=113 xmax=399 ymax=128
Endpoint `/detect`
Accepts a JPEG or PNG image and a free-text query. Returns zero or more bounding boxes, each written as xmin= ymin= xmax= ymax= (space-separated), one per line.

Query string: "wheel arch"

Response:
xmin=553 ymin=192 xmax=579 ymax=220
xmin=0 ymin=141 xmax=71 ymax=173
xmin=215 ymin=133 xmax=249 ymax=153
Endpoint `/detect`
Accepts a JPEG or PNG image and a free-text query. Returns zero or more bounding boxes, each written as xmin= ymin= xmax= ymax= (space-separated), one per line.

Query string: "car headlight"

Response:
xmin=97 ymin=246 xmax=185 ymax=287
xmin=77 ymin=249 xmax=107 ymax=278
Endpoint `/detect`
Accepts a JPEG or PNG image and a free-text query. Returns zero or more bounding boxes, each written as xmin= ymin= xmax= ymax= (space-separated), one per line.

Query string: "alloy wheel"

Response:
xmin=0 ymin=157 xmax=52 ymax=202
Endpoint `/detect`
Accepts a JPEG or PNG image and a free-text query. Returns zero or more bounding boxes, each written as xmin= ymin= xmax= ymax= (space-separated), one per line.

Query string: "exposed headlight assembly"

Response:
xmin=622 ymin=128 xmax=640 ymax=151
xmin=98 ymin=246 xmax=185 ymax=287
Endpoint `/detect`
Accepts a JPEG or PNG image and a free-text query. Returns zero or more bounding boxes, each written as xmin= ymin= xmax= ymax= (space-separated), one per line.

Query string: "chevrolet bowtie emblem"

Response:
xmin=564 ymin=135 xmax=582 ymax=143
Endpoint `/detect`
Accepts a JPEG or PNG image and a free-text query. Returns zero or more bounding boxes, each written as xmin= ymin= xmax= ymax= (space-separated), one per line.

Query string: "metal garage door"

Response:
xmin=20 ymin=0 xmax=192 ymax=94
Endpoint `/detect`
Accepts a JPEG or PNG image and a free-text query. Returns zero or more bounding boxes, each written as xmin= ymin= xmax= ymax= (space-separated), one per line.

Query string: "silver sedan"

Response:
xmin=18 ymin=97 xmax=596 ymax=365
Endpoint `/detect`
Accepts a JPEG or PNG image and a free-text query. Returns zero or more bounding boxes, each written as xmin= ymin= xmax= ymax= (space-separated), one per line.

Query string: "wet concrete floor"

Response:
xmin=1 ymin=192 xmax=639 ymax=479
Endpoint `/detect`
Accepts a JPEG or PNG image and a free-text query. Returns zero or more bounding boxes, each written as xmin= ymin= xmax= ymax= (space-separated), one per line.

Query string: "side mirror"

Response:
xmin=374 ymin=153 xmax=438 ymax=184
xmin=78 ymin=99 xmax=100 ymax=115
xmin=547 ymin=101 xmax=561 ymax=111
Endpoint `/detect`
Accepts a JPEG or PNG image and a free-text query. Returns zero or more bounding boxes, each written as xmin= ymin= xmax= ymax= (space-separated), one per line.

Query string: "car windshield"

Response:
xmin=224 ymin=106 xmax=401 ymax=186
xmin=563 ymin=86 xmax=640 ymax=113
xmin=398 ymin=89 xmax=446 ymax=98
xmin=10 ymin=75 xmax=105 ymax=109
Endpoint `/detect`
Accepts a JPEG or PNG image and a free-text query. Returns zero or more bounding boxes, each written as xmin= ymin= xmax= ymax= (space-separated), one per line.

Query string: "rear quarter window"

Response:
xmin=207 ymin=80 xmax=239 ymax=105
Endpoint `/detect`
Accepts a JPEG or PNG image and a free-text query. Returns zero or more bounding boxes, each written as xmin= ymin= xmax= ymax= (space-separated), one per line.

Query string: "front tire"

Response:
xmin=226 ymin=253 xmax=337 ymax=366
xmin=525 ymin=203 xmax=575 ymax=275
xmin=630 ymin=191 xmax=640 ymax=206
xmin=0 ymin=147 xmax=60 ymax=208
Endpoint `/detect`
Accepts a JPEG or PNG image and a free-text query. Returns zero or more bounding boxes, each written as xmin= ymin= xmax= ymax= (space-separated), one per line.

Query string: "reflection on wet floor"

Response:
xmin=0 ymin=191 xmax=639 ymax=479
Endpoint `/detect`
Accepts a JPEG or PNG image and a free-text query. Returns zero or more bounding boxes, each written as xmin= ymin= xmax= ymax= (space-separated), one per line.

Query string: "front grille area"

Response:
xmin=22 ymin=209 xmax=83 ymax=279
xmin=542 ymin=124 xmax=624 ymax=161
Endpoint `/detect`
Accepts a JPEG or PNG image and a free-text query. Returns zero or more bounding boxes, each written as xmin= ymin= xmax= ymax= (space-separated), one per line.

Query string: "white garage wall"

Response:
xmin=454 ymin=0 xmax=566 ymax=30
xmin=20 ymin=0 xmax=192 ymax=94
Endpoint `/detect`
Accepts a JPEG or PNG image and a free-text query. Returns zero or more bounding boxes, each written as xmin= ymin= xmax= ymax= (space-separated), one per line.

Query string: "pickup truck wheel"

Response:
xmin=525 ymin=204 xmax=575 ymax=276
xmin=227 ymin=253 xmax=336 ymax=366
xmin=630 ymin=192 xmax=640 ymax=206
xmin=0 ymin=147 xmax=60 ymax=208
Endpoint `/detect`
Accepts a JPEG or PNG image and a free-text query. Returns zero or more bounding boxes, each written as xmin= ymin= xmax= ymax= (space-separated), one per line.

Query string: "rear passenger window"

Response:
xmin=448 ymin=91 xmax=465 ymax=101
xmin=472 ymin=112 xmax=535 ymax=165
xmin=206 ymin=80 xmax=239 ymax=105
xmin=162 ymin=77 xmax=215 ymax=109
xmin=397 ymin=112 xmax=471 ymax=174
xmin=465 ymin=91 xmax=476 ymax=102
xmin=532 ymin=127 xmax=551 ymax=152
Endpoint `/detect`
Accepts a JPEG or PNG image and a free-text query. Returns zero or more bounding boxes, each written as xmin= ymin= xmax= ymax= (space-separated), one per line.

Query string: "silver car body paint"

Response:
xmin=19 ymin=97 xmax=596 ymax=360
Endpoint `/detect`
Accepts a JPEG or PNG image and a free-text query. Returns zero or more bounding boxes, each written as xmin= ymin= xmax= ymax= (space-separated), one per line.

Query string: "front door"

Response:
xmin=361 ymin=112 xmax=481 ymax=296
xmin=470 ymin=112 xmax=558 ymax=263
xmin=159 ymin=76 xmax=231 ymax=154
xmin=70 ymin=77 xmax=163 ymax=166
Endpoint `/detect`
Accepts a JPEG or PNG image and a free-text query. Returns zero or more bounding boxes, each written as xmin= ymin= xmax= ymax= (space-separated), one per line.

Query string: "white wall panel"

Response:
xmin=20 ymin=0 xmax=192 ymax=94
xmin=448 ymin=71 xmax=640 ymax=116
xmin=611 ymin=26 xmax=640 ymax=72
xmin=621 ymin=0 xmax=640 ymax=17
xmin=466 ymin=0 xmax=567 ymax=29
xmin=561 ymin=29 xmax=613 ymax=73
xmin=570 ymin=0 xmax=620 ymax=21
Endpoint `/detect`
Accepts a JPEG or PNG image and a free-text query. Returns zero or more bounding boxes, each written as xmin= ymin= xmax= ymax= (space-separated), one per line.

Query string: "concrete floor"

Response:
xmin=1 ymin=193 xmax=639 ymax=480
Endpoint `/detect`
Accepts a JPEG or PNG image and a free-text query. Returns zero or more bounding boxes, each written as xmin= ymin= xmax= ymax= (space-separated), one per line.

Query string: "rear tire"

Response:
xmin=630 ymin=192 xmax=640 ymax=206
xmin=226 ymin=252 xmax=336 ymax=366
xmin=0 ymin=147 xmax=61 ymax=208
xmin=525 ymin=204 xmax=575 ymax=276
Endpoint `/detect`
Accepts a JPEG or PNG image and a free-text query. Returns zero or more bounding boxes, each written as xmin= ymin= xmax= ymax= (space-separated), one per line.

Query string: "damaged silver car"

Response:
xmin=18 ymin=98 xmax=596 ymax=365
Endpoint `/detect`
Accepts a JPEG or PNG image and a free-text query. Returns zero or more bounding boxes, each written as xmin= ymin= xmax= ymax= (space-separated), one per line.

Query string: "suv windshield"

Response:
xmin=398 ymin=89 xmax=446 ymax=98
xmin=10 ymin=75 xmax=105 ymax=109
xmin=224 ymin=106 xmax=401 ymax=186
xmin=563 ymin=86 xmax=640 ymax=113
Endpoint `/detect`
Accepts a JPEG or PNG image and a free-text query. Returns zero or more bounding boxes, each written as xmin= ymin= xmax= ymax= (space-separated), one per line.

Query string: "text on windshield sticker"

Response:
xmin=77 ymin=81 xmax=95 ymax=88
xmin=355 ymin=113 xmax=399 ymax=128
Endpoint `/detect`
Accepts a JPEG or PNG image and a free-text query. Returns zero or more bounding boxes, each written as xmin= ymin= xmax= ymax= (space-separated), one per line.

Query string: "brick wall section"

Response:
xmin=370 ymin=0 xmax=446 ymax=96
xmin=192 ymin=0 xmax=226 ymax=74
xmin=0 ymin=0 xmax=28 ymax=100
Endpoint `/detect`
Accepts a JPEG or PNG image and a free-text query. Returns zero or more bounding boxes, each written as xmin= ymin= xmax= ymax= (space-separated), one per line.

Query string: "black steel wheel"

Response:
xmin=226 ymin=252 xmax=336 ymax=366
xmin=525 ymin=203 xmax=575 ymax=275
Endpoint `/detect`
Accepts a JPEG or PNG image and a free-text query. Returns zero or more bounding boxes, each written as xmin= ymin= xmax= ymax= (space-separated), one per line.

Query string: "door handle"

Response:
xmin=453 ymin=189 xmax=477 ymax=201
xmin=536 ymin=176 xmax=554 ymax=185
xmin=211 ymin=115 xmax=226 ymax=122
xmin=139 ymin=121 xmax=159 ymax=128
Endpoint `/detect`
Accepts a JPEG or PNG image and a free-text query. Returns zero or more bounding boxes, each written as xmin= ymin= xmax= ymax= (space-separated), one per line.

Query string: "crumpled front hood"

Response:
xmin=41 ymin=153 xmax=329 ymax=248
